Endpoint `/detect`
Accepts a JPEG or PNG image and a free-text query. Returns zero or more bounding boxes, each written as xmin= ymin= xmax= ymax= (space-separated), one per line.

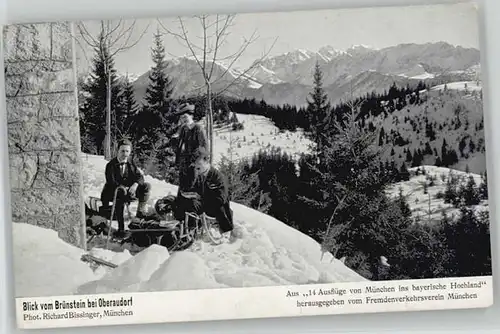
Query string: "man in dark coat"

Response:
xmin=174 ymin=103 xmax=208 ymax=192
xmin=101 ymin=139 xmax=151 ymax=236
xmin=174 ymin=147 xmax=234 ymax=235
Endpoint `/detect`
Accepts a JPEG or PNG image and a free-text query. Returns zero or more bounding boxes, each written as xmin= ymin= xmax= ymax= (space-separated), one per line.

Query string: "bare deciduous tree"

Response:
xmin=158 ymin=14 xmax=277 ymax=163
xmin=75 ymin=20 xmax=149 ymax=160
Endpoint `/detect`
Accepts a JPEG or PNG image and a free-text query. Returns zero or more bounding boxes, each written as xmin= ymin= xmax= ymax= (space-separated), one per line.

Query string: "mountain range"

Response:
xmin=127 ymin=42 xmax=481 ymax=107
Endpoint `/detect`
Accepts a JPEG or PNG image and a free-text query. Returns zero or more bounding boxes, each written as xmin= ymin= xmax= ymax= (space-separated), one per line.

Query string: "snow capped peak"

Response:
xmin=282 ymin=49 xmax=315 ymax=63
xmin=117 ymin=72 xmax=141 ymax=83
xmin=215 ymin=61 xmax=239 ymax=79
xmin=349 ymin=44 xmax=374 ymax=49
xmin=262 ymin=44 xmax=376 ymax=66
xmin=344 ymin=44 xmax=377 ymax=54
xmin=297 ymin=48 xmax=312 ymax=56
xmin=259 ymin=46 xmax=345 ymax=68
xmin=317 ymin=45 xmax=349 ymax=60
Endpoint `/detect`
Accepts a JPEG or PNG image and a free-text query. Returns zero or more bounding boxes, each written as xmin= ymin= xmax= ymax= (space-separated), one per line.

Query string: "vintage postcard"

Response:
xmin=2 ymin=0 xmax=493 ymax=330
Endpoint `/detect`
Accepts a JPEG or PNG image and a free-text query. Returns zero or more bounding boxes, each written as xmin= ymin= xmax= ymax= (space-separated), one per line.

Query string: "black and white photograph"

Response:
xmin=3 ymin=0 xmax=493 ymax=325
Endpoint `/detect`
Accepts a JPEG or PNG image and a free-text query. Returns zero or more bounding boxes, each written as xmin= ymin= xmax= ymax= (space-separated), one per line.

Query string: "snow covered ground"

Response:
xmin=12 ymin=223 xmax=97 ymax=298
xmin=12 ymin=153 xmax=365 ymax=298
xmin=430 ymin=81 xmax=481 ymax=92
xmin=386 ymin=165 xmax=488 ymax=224
xmin=199 ymin=113 xmax=314 ymax=166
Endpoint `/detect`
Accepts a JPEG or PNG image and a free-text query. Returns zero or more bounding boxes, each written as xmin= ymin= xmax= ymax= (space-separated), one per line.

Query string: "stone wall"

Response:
xmin=3 ymin=22 xmax=86 ymax=249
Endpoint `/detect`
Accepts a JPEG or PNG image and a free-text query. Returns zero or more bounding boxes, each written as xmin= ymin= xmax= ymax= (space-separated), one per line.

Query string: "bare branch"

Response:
xmin=107 ymin=20 xmax=130 ymax=45
xmin=214 ymin=36 xmax=278 ymax=97
xmin=159 ymin=17 xmax=207 ymax=83
xmin=72 ymin=33 xmax=92 ymax=66
xmin=201 ymin=15 xmax=208 ymax=80
xmin=211 ymin=29 xmax=259 ymax=82
xmin=76 ymin=22 xmax=99 ymax=47
xmin=208 ymin=15 xmax=234 ymax=79
xmin=76 ymin=19 xmax=149 ymax=60
xmin=109 ymin=22 xmax=151 ymax=58
xmin=104 ymin=19 xmax=125 ymax=43
xmin=179 ymin=17 xmax=206 ymax=75
xmin=157 ymin=19 xmax=187 ymax=41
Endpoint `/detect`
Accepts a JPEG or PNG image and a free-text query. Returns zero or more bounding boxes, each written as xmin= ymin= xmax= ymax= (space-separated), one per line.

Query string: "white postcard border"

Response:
xmin=15 ymin=275 xmax=493 ymax=329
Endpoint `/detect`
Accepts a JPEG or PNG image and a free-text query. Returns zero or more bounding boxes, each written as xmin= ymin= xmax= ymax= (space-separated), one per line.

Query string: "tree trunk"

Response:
xmin=206 ymin=82 xmax=214 ymax=164
xmin=104 ymin=61 xmax=112 ymax=160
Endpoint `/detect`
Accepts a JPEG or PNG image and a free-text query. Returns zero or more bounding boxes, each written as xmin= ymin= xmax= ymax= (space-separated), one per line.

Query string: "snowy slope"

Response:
xmin=373 ymin=87 xmax=486 ymax=175
xmin=199 ymin=113 xmax=314 ymax=166
xmin=430 ymin=80 xmax=481 ymax=92
xmin=12 ymin=154 xmax=365 ymax=298
xmin=80 ymin=154 xmax=365 ymax=293
xmin=386 ymin=165 xmax=488 ymax=224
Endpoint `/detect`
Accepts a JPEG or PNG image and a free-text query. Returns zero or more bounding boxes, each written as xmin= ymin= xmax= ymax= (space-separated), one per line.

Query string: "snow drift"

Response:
xmin=12 ymin=223 xmax=97 ymax=297
xmin=12 ymin=153 xmax=366 ymax=298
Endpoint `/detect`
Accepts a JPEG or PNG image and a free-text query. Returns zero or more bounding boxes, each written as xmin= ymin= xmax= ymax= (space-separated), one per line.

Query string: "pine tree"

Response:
xmin=406 ymin=150 xmax=413 ymax=163
xmin=425 ymin=121 xmax=436 ymax=141
xmin=411 ymin=149 xmax=422 ymax=167
xmin=459 ymin=137 xmax=467 ymax=157
xmin=443 ymin=207 xmax=491 ymax=276
xmin=135 ymin=29 xmax=177 ymax=181
xmin=379 ymin=127 xmax=385 ymax=146
xmin=424 ymin=142 xmax=433 ymax=155
xmin=469 ymin=139 xmax=476 ymax=153
xmin=479 ymin=172 xmax=488 ymax=200
xmin=143 ymin=29 xmax=174 ymax=112
xmin=117 ymin=74 xmax=139 ymax=140
xmin=460 ymin=175 xmax=481 ymax=206
xmin=314 ymin=106 xmax=409 ymax=271
xmin=448 ymin=149 xmax=459 ymax=166
xmin=444 ymin=172 xmax=459 ymax=205
xmin=305 ymin=62 xmax=331 ymax=155
xmin=441 ymin=138 xmax=449 ymax=166
xmin=399 ymin=163 xmax=410 ymax=181
xmin=79 ymin=35 xmax=123 ymax=155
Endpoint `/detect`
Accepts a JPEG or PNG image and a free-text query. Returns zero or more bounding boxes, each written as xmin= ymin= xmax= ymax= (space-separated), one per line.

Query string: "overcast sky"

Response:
xmin=75 ymin=1 xmax=480 ymax=76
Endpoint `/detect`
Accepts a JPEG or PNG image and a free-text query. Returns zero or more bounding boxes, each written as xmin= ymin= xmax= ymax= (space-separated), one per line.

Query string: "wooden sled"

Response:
xmin=85 ymin=187 xmax=136 ymax=247
xmin=85 ymin=194 xmax=225 ymax=253
xmin=123 ymin=211 xmax=225 ymax=253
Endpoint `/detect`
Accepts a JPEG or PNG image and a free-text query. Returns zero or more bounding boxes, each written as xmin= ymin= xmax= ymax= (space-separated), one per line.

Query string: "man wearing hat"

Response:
xmin=175 ymin=103 xmax=208 ymax=192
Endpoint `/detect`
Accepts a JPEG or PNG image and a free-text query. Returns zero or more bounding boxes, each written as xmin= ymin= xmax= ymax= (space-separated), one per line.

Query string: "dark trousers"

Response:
xmin=178 ymin=155 xmax=195 ymax=192
xmin=174 ymin=195 xmax=234 ymax=233
xmin=101 ymin=182 xmax=151 ymax=231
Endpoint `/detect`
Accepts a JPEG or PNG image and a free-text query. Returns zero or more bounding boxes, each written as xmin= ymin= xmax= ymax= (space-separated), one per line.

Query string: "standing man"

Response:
xmin=101 ymin=138 xmax=151 ymax=237
xmin=175 ymin=103 xmax=208 ymax=192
